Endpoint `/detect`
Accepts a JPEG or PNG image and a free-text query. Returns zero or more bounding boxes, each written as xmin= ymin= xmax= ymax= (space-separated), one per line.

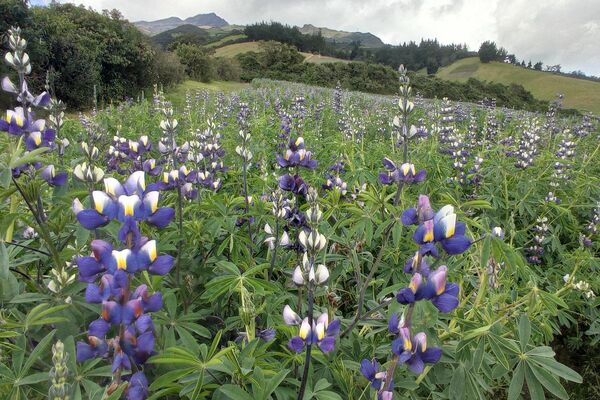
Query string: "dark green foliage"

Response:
xmin=152 ymin=50 xmax=186 ymax=86
xmin=213 ymin=57 xmax=241 ymax=81
xmin=235 ymin=42 xmax=548 ymax=111
xmin=30 ymin=4 xmax=157 ymax=108
xmin=478 ymin=40 xmax=508 ymax=63
xmin=151 ymin=24 xmax=211 ymax=50
xmin=175 ymin=43 xmax=215 ymax=82
xmin=373 ymin=39 xmax=473 ymax=72
xmin=244 ymin=21 xmax=326 ymax=53
xmin=0 ymin=1 xmax=182 ymax=110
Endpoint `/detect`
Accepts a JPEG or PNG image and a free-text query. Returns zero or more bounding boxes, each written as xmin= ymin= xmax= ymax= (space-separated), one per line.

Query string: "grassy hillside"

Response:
xmin=298 ymin=24 xmax=385 ymax=48
xmin=205 ymin=34 xmax=247 ymax=48
xmin=437 ymin=57 xmax=600 ymax=113
xmin=213 ymin=41 xmax=349 ymax=64
xmin=213 ymin=41 xmax=261 ymax=57
xmin=165 ymin=80 xmax=249 ymax=107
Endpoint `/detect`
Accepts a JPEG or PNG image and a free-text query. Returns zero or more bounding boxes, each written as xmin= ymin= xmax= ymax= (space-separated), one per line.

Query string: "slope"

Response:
xmin=437 ymin=57 xmax=600 ymax=113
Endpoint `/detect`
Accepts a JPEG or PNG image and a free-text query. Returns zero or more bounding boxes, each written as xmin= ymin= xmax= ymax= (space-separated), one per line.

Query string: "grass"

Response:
xmin=300 ymin=52 xmax=350 ymax=64
xmin=213 ymin=41 xmax=350 ymax=64
xmin=437 ymin=57 xmax=600 ymax=113
xmin=165 ymin=80 xmax=249 ymax=106
xmin=205 ymin=34 xmax=247 ymax=48
xmin=213 ymin=42 xmax=261 ymax=57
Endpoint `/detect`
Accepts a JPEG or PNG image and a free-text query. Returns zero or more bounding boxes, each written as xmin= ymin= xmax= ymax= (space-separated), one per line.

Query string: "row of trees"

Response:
xmin=0 ymin=1 xmax=185 ymax=109
xmin=478 ymin=40 xmax=600 ymax=82
xmin=244 ymin=22 xmax=327 ymax=54
xmin=243 ymin=22 xmax=474 ymax=73
xmin=235 ymin=41 xmax=549 ymax=111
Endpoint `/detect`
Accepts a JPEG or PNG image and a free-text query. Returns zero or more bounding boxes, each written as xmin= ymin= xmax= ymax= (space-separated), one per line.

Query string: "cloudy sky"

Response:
xmin=33 ymin=0 xmax=600 ymax=75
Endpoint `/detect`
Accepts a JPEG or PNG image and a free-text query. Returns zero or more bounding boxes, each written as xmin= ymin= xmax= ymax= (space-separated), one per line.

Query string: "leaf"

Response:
xmin=20 ymin=329 xmax=55 ymax=377
xmin=529 ymin=363 xmax=568 ymax=399
xmin=488 ymin=334 xmax=511 ymax=370
xmin=25 ymin=303 xmax=69 ymax=331
xmin=314 ymin=391 xmax=343 ymax=400
xmin=0 ymin=243 xmax=8 ymax=279
xmin=518 ymin=314 xmax=530 ymax=351
xmin=9 ymin=146 xmax=49 ymax=168
xmin=450 ymin=364 xmax=466 ymax=399
xmin=17 ymin=372 xmax=49 ymax=385
xmin=524 ymin=364 xmax=546 ymax=400
xmin=313 ymin=378 xmax=331 ymax=392
xmin=529 ymin=356 xmax=582 ymax=383
xmin=219 ymin=384 xmax=254 ymax=400
xmin=507 ymin=362 xmax=524 ymax=400
xmin=262 ymin=369 xmax=289 ymax=399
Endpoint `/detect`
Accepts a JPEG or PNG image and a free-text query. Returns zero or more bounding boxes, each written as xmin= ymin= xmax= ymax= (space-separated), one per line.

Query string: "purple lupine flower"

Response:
xmin=40 ymin=164 xmax=67 ymax=186
xmin=432 ymin=205 xmax=471 ymax=255
xmin=391 ymin=330 xmax=442 ymax=374
xmin=283 ymin=306 xmax=339 ymax=354
xmin=360 ymin=359 xmax=389 ymax=390
xmin=76 ymin=336 xmax=108 ymax=362
xmin=276 ymin=137 xmax=317 ymax=170
xmin=401 ymin=195 xmax=434 ymax=226
xmin=142 ymin=159 xmax=162 ymax=176
xmin=279 ymin=174 xmax=308 ymax=196
xmin=415 ymin=266 xmax=459 ymax=313
xmin=396 ymin=266 xmax=459 ymax=313
xmin=74 ymin=172 xmax=175 ymax=231
xmin=379 ymin=158 xmax=426 ymax=185
xmin=126 ymin=372 xmax=149 ymax=400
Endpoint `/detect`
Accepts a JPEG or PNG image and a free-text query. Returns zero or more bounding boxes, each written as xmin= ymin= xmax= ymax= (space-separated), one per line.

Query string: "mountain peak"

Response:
xmin=134 ymin=12 xmax=228 ymax=35
xmin=298 ymin=24 xmax=385 ymax=48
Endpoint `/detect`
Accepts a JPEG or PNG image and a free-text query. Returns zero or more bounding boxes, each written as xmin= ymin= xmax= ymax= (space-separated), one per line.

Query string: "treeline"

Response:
xmin=235 ymin=42 xmax=549 ymax=112
xmin=0 ymin=1 xmax=185 ymax=110
xmin=244 ymin=22 xmax=327 ymax=54
xmin=370 ymin=40 xmax=472 ymax=74
xmin=243 ymin=22 xmax=473 ymax=73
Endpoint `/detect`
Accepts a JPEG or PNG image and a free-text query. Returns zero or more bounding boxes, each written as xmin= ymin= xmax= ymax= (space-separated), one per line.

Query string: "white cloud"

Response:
xmin=54 ymin=0 xmax=600 ymax=75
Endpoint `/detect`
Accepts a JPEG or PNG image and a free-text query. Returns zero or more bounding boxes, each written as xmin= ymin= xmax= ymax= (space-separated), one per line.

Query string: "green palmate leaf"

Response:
xmin=488 ymin=334 xmax=511 ymax=370
xmin=529 ymin=355 xmax=583 ymax=383
xmin=16 ymin=372 xmax=49 ymax=385
xmin=0 ymin=242 xmax=9 ymax=279
xmin=314 ymin=391 xmax=343 ymax=400
xmin=528 ymin=362 xmax=568 ymax=399
xmin=507 ymin=362 xmax=524 ymax=400
xmin=449 ymin=363 xmax=466 ymax=399
xmin=518 ymin=314 xmax=531 ymax=351
xmin=261 ymin=369 xmax=289 ymax=399
xmin=21 ymin=329 xmax=56 ymax=377
xmin=524 ymin=364 xmax=546 ymax=400
xmin=24 ymin=303 xmax=69 ymax=330
xmin=219 ymin=384 xmax=254 ymax=400
xmin=9 ymin=146 xmax=49 ymax=169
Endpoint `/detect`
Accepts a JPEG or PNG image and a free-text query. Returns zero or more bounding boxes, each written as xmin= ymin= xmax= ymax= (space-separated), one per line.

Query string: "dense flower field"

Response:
xmin=1 ymin=28 xmax=600 ymax=400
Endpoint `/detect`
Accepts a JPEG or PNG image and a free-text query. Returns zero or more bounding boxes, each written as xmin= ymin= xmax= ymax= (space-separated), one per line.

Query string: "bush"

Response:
xmin=175 ymin=43 xmax=215 ymax=82
xmin=152 ymin=50 xmax=186 ymax=87
xmin=213 ymin=57 xmax=241 ymax=81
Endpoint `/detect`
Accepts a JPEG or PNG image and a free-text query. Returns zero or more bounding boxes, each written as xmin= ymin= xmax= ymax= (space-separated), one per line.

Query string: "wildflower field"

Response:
xmin=1 ymin=27 xmax=600 ymax=400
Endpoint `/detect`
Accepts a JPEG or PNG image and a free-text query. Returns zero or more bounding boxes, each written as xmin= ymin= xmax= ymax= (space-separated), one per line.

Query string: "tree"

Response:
xmin=426 ymin=56 xmax=439 ymax=74
xmin=478 ymin=41 xmax=498 ymax=63
xmin=175 ymin=43 xmax=214 ymax=82
xmin=534 ymin=61 xmax=543 ymax=70
xmin=527 ymin=61 xmax=532 ymax=68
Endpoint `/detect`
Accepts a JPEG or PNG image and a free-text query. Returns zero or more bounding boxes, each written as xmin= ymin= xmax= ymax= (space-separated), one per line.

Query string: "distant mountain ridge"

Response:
xmin=134 ymin=13 xmax=228 ymax=35
xmin=298 ymin=24 xmax=385 ymax=48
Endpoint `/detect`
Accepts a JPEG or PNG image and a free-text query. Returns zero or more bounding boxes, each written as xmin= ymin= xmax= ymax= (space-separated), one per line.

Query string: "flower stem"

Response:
xmin=176 ymin=185 xmax=183 ymax=286
xmin=268 ymin=218 xmax=280 ymax=281
xmin=297 ymin=287 xmax=314 ymax=400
